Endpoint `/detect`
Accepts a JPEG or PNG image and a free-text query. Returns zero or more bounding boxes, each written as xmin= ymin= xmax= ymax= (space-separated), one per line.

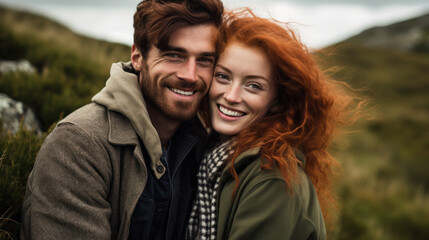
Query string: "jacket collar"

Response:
xmin=221 ymin=146 xmax=307 ymax=178
xmin=107 ymin=110 xmax=139 ymax=146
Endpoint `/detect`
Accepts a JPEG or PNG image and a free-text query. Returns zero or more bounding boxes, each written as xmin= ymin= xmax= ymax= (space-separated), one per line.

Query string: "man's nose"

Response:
xmin=177 ymin=59 xmax=198 ymax=82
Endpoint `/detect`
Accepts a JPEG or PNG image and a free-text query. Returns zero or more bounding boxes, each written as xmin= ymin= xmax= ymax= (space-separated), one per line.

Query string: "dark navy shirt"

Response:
xmin=128 ymin=120 xmax=205 ymax=240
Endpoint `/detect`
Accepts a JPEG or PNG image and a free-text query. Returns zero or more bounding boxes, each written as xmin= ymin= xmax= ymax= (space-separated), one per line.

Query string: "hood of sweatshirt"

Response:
xmin=92 ymin=62 xmax=163 ymax=175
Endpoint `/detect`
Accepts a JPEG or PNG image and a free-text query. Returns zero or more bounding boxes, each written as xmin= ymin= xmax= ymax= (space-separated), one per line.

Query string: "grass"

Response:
xmin=0 ymin=6 xmax=131 ymax=130
xmin=0 ymin=123 xmax=48 ymax=239
xmin=320 ymin=35 xmax=429 ymax=239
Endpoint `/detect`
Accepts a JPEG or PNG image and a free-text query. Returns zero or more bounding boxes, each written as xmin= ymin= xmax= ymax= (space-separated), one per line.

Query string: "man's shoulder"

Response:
xmin=55 ymin=103 xmax=136 ymax=143
xmin=59 ymin=103 xmax=108 ymax=130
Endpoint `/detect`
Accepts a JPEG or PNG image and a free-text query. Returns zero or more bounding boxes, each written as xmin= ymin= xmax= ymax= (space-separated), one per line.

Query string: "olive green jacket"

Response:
xmin=216 ymin=148 xmax=326 ymax=240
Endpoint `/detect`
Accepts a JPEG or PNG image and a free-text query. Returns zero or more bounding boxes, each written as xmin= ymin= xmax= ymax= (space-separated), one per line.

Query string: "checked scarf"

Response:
xmin=187 ymin=140 xmax=233 ymax=240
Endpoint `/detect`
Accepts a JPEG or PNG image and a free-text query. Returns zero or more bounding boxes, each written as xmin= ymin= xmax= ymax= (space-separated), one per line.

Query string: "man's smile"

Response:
xmin=169 ymin=87 xmax=196 ymax=96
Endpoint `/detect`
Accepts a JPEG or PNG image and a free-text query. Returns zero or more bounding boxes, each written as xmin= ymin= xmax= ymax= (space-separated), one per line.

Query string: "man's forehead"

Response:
xmin=167 ymin=24 xmax=218 ymax=54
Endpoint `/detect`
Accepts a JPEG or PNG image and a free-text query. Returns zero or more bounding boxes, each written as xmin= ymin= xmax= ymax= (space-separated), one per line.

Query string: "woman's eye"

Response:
xmin=248 ymin=83 xmax=263 ymax=90
xmin=215 ymin=72 xmax=230 ymax=81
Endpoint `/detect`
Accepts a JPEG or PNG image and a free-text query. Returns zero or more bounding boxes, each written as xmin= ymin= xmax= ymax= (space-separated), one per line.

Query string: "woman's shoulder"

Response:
xmin=232 ymin=148 xmax=316 ymax=200
xmin=236 ymin=150 xmax=326 ymax=236
xmin=224 ymin=147 xmax=281 ymax=182
xmin=233 ymin=148 xmax=304 ymax=178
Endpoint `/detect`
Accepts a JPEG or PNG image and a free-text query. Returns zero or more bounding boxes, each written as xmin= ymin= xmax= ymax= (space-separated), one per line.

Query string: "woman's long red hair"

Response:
xmin=201 ymin=9 xmax=361 ymax=225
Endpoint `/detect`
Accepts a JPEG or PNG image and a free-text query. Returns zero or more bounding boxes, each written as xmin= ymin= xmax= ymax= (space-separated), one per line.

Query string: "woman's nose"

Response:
xmin=223 ymin=84 xmax=242 ymax=103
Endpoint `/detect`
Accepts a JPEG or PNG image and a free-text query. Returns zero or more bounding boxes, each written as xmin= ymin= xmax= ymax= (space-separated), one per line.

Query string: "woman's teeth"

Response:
xmin=219 ymin=105 xmax=244 ymax=117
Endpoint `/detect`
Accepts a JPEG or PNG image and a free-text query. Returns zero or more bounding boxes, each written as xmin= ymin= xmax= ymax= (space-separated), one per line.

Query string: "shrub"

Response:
xmin=0 ymin=122 xmax=48 ymax=239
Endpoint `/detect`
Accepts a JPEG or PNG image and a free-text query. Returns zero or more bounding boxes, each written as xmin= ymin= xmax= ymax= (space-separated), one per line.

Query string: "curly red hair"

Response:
xmin=200 ymin=8 xmax=361 ymax=225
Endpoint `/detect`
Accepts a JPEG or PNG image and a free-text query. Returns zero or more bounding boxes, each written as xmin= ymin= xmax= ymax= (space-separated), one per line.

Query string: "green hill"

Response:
xmin=0 ymin=5 xmax=131 ymax=130
xmin=318 ymin=12 xmax=429 ymax=240
xmin=0 ymin=5 xmax=428 ymax=240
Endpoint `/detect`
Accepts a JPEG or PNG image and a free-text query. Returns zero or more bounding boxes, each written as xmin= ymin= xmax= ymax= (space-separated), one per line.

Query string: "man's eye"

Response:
xmin=165 ymin=53 xmax=179 ymax=58
xmin=164 ymin=53 xmax=182 ymax=60
xmin=199 ymin=57 xmax=214 ymax=63
xmin=198 ymin=57 xmax=215 ymax=67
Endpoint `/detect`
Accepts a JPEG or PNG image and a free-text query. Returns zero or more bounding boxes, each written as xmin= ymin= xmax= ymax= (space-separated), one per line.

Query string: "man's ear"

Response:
xmin=131 ymin=44 xmax=143 ymax=71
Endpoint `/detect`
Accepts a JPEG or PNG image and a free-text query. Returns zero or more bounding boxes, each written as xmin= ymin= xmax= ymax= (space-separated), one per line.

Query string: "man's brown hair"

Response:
xmin=133 ymin=0 xmax=224 ymax=56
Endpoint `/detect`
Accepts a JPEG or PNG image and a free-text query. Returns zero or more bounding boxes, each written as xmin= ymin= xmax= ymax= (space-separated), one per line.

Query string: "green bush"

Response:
xmin=0 ymin=23 xmax=26 ymax=60
xmin=0 ymin=122 xmax=48 ymax=239
xmin=1 ymin=7 xmax=130 ymax=130
xmin=0 ymin=38 xmax=110 ymax=130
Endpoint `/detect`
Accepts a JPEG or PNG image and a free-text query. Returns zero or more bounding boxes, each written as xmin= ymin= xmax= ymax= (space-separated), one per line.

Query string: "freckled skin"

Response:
xmin=210 ymin=43 xmax=279 ymax=136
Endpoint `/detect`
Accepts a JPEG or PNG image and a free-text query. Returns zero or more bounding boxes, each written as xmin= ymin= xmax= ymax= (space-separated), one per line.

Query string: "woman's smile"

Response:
xmin=209 ymin=42 xmax=278 ymax=136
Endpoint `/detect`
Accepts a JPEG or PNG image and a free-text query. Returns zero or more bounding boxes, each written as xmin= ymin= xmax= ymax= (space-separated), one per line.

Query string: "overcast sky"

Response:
xmin=1 ymin=0 xmax=428 ymax=48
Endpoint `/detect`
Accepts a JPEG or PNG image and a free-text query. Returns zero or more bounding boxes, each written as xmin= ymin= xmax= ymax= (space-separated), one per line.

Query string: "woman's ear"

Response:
xmin=131 ymin=44 xmax=143 ymax=71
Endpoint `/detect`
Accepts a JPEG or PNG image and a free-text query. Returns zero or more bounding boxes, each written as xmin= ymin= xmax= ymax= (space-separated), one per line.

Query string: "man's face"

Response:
xmin=131 ymin=24 xmax=217 ymax=122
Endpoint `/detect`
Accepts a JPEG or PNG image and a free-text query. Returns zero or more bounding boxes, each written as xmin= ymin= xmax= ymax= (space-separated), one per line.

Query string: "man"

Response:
xmin=20 ymin=0 xmax=223 ymax=239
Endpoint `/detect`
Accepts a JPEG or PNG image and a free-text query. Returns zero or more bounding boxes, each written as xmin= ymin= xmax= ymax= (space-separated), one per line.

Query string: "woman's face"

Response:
xmin=209 ymin=42 xmax=278 ymax=136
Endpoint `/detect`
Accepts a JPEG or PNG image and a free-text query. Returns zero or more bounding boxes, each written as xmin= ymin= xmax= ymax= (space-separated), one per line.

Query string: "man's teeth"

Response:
xmin=219 ymin=105 xmax=244 ymax=117
xmin=170 ymin=88 xmax=194 ymax=96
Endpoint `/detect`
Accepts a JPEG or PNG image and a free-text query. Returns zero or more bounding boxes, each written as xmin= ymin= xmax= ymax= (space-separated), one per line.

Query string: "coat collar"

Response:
xmin=105 ymin=109 xmax=206 ymax=180
xmin=221 ymin=146 xmax=307 ymax=179
xmin=107 ymin=110 xmax=139 ymax=146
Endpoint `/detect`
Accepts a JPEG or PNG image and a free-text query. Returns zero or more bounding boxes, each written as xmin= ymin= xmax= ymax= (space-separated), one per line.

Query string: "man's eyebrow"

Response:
xmin=163 ymin=46 xmax=187 ymax=53
xmin=163 ymin=45 xmax=216 ymax=57
xmin=200 ymin=52 xmax=217 ymax=58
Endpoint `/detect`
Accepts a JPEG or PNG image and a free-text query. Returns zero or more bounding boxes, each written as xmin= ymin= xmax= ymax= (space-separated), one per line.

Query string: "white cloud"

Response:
xmin=2 ymin=0 xmax=428 ymax=49
xmin=225 ymin=1 xmax=429 ymax=48
xmin=12 ymin=4 xmax=136 ymax=45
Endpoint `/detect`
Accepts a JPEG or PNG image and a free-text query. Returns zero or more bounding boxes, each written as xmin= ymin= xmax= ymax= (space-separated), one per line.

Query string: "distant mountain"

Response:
xmin=0 ymin=5 xmax=131 ymax=69
xmin=344 ymin=13 xmax=429 ymax=52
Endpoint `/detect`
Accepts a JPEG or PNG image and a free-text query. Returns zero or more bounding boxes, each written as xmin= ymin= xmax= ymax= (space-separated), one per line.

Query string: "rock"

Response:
xmin=0 ymin=60 xmax=36 ymax=74
xmin=0 ymin=93 xmax=42 ymax=134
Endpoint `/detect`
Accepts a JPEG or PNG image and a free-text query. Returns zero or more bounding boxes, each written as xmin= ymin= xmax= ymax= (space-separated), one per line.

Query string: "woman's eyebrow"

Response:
xmin=215 ymin=64 xmax=232 ymax=75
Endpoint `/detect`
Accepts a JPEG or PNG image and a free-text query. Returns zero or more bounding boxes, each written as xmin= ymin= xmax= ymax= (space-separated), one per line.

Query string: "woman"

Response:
xmin=187 ymin=9 xmax=358 ymax=240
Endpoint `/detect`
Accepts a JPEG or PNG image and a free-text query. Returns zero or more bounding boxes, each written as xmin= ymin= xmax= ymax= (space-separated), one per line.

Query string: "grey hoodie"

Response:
xmin=92 ymin=62 xmax=165 ymax=179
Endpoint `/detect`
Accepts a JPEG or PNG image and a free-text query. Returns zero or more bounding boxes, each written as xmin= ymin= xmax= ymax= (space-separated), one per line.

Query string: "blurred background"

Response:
xmin=0 ymin=0 xmax=428 ymax=239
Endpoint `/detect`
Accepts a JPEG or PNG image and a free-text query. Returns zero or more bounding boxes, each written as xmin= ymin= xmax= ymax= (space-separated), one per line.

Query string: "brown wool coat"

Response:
xmin=21 ymin=62 xmax=201 ymax=239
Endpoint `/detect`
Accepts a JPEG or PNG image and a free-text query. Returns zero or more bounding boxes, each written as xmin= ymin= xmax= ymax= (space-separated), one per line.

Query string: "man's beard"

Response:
xmin=139 ymin=63 xmax=205 ymax=122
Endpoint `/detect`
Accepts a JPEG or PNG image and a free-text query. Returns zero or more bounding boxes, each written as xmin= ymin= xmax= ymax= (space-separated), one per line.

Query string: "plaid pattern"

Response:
xmin=187 ymin=141 xmax=233 ymax=240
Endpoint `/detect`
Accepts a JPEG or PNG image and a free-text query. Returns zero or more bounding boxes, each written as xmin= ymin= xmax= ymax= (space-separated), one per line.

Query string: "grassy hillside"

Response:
xmin=318 ymin=13 xmax=429 ymax=240
xmin=0 ymin=6 xmax=131 ymax=239
xmin=1 ymin=5 xmax=428 ymax=240
xmin=0 ymin=6 xmax=131 ymax=130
